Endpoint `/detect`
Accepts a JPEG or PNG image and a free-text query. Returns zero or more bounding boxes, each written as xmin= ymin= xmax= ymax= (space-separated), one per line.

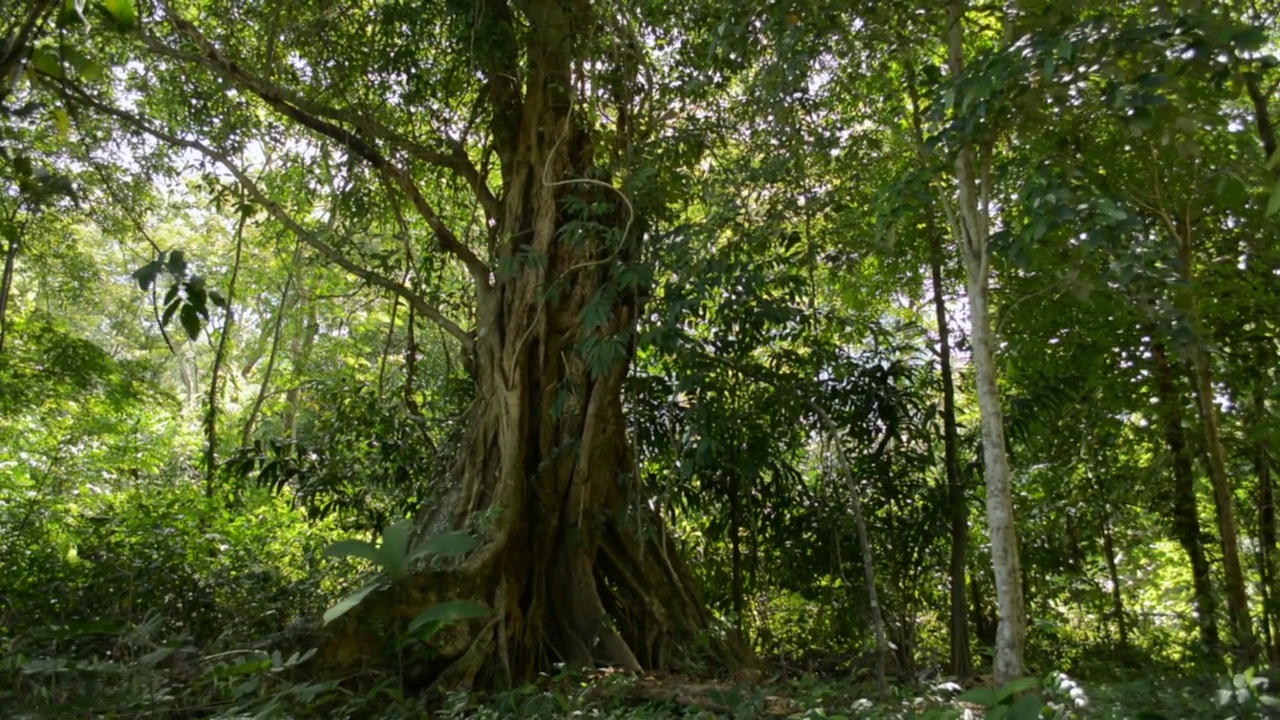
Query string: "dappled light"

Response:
xmin=3 ymin=0 xmax=1280 ymax=717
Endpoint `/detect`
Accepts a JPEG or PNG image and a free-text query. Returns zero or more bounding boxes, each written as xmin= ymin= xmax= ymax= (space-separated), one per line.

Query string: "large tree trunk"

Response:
xmin=98 ymin=0 xmax=755 ymax=691
xmin=312 ymin=1 xmax=752 ymax=687
xmin=1150 ymin=338 xmax=1220 ymax=651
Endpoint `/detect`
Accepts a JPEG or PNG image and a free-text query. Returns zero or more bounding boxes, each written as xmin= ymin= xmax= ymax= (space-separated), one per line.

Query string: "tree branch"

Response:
xmin=1 ymin=0 xmax=57 ymax=102
xmin=58 ymin=81 xmax=476 ymax=350
xmin=148 ymin=1 xmax=494 ymax=289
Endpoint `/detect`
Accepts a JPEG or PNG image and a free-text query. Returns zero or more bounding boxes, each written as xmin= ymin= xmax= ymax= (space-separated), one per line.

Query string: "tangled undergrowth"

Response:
xmin=2 ymin=616 xmax=1274 ymax=720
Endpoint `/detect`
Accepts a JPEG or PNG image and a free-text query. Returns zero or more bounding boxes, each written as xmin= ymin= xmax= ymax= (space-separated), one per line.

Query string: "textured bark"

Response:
xmin=1150 ymin=338 xmax=1220 ymax=650
xmin=309 ymin=0 xmax=753 ymax=686
xmin=107 ymin=0 xmax=752 ymax=690
xmin=946 ymin=0 xmax=1026 ymax=685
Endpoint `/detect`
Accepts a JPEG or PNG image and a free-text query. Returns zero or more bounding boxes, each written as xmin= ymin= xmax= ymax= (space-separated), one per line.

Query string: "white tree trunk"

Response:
xmin=964 ymin=265 xmax=1027 ymax=684
xmin=947 ymin=0 xmax=1027 ymax=685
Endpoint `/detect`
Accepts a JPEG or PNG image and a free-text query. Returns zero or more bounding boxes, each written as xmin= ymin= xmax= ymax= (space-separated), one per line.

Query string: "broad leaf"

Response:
xmin=322 ymin=538 xmax=383 ymax=565
xmin=378 ymin=519 xmax=414 ymax=578
xmin=405 ymin=600 xmax=491 ymax=636
xmin=1007 ymin=693 xmax=1044 ymax=720
xmin=415 ymin=530 xmax=478 ymax=560
xmin=322 ymin=581 xmax=380 ymax=625
xmin=994 ymin=676 xmax=1039 ymax=703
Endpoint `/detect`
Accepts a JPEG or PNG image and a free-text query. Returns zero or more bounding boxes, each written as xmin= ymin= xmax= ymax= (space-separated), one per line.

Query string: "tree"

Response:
xmin=33 ymin=0 xmax=756 ymax=686
xmin=942 ymin=0 xmax=1026 ymax=684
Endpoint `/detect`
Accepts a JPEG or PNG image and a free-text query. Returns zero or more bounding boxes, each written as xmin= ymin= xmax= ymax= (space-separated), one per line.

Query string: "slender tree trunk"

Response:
xmin=1173 ymin=218 xmax=1255 ymax=659
xmin=0 ymin=229 xmax=17 ymax=355
xmin=946 ymin=0 xmax=1026 ymax=684
xmin=1194 ymin=349 xmax=1255 ymax=657
xmin=376 ymin=295 xmax=399 ymax=402
xmin=810 ymin=402 xmax=888 ymax=694
xmin=1253 ymin=385 xmax=1279 ymax=661
xmin=729 ymin=469 xmax=745 ymax=634
xmin=282 ymin=302 xmax=317 ymax=447
xmin=906 ymin=61 xmax=972 ymax=678
xmin=1100 ymin=517 xmax=1128 ymax=649
xmin=204 ymin=209 xmax=247 ymax=496
xmin=1150 ymin=338 xmax=1220 ymax=650
xmin=241 ymin=272 xmax=291 ymax=447
xmin=404 ymin=305 xmax=420 ymax=416
xmin=930 ymin=227 xmax=971 ymax=678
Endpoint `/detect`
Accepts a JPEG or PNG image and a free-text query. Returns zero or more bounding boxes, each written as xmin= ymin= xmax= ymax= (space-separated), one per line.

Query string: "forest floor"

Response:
xmin=0 ymin=646 xmax=1259 ymax=719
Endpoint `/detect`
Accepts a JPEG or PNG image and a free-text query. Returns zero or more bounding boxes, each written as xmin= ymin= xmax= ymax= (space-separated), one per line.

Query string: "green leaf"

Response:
xmin=1267 ymin=179 xmax=1280 ymax=216
xmin=104 ymin=0 xmax=139 ymax=30
xmin=958 ymin=688 xmax=997 ymax=706
xmin=378 ymin=519 xmax=414 ymax=578
xmin=132 ymin=261 xmax=161 ymax=291
xmin=322 ymin=538 xmax=383 ymax=564
xmin=209 ymin=290 xmax=227 ymax=309
xmin=58 ymin=0 xmax=89 ymax=27
xmin=322 ymin=581 xmax=380 ymax=625
xmin=1129 ymin=106 xmax=1155 ymax=133
xmin=1006 ymin=693 xmax=1043 ymax=720
xmin=1267 ymin=148 xmax=1280 ymax=170
xmin=138 ymin=647 xmax=174 ymax=667
xmin=416 ymin=530 xmax=478 ymax=560
xmin=405 ymin=600 xmax=491 ymax=636
xmin=31 ymin=48 xmax=63 ymax=78
xmin=995 ymin=676 xmax=1040 ymax=703
xmin=179 ymin=303 xmax=201 ymax=340
xmin=166 ymin=249 xmax=187 ymax=277
xmin=161 ymin=298 xmax=180 ymax=328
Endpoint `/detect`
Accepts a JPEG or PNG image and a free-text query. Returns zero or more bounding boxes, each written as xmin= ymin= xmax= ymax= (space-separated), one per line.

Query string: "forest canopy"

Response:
xmin=2 ymin=0 xmax=1279 ymax=717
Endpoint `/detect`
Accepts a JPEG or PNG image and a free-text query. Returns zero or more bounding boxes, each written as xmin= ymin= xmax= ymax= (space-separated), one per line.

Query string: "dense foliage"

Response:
xmin=3 ymin=0 xmax=1280 ymax=716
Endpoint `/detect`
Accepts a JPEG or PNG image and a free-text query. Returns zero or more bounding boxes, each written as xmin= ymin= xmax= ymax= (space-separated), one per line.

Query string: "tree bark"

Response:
xmin=1252 ymin=386 xmax=1279 ymax=661
xmin=729 ymin=469 xmax=745 ymax=634
xmin=809 ymin=401 xmax=888 ymax=694
xmin=946 ymin=0 xmax=1027 ymax=685
xmin=1150 ymin=338 xmax=1220 ymax=651
xmin=1193 ymin=348 xmax=1255 ymax=658
xmin=307 ymin=0 xmax=753 ymax=686
xmin=1173 ymin=215 xmax=1255 ymax=659
xmin=204 ymin=208 xmax=247 ymax=496
xmin=83 ymin=0 xmax=757 ymax=690
xmin=930 ymin=226 xmax=971 ymax=678
xmin=1100 ymin=517 xmax=1128 ymax=649
xmin=0 ymin=224 xmax=17 ymax=355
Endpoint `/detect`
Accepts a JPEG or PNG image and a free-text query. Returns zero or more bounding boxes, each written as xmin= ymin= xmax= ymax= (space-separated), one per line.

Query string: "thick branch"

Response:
xmin=1 ymin=0 xmax=57 ymax=101
xmin=150 ymin=2 xmax=493 ymax=288
xmin=60 ymin=82 xmax=475 ymax=349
